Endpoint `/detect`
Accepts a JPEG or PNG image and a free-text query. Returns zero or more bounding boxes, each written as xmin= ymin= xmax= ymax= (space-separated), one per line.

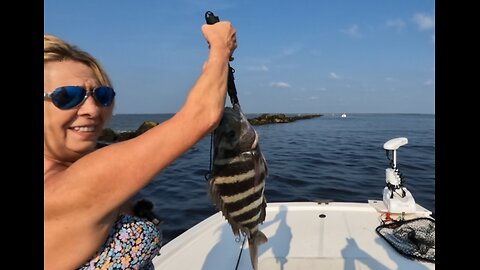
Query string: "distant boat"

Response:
xmin=341 ymin=113 xmax=347 ymax=118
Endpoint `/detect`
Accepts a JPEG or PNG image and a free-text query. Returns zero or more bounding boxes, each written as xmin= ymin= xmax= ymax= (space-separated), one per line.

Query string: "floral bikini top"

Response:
xmin=77 ymin=214 xmax=162 ymax=270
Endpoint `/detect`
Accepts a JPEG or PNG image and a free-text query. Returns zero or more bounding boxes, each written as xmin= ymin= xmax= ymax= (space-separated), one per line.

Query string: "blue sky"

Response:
xmin=44 ymin=0 xmax=435 ymax=114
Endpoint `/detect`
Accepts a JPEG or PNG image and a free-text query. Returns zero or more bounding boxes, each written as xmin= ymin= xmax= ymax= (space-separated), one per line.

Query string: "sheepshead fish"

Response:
xmin=208 ymin=104 xmax=268 ymax=270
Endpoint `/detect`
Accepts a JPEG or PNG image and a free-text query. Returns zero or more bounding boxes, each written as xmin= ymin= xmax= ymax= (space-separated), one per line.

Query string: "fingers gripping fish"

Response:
xmin=208 ymin=103 xmax=268 ymax=270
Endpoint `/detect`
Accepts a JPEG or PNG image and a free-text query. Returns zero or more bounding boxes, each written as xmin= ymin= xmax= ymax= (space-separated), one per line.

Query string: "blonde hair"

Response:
xmin=44 ymin=34 xmax=112 ymax=87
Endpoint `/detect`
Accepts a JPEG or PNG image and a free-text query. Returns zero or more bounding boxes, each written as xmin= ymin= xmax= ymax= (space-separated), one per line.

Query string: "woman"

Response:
xmin=44 ymin=21 xmax=237 ymax=270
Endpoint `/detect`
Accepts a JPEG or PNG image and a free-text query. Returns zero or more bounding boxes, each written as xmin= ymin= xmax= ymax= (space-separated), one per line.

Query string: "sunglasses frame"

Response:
xmin=44 ymin=86 xmax=116 ymax=110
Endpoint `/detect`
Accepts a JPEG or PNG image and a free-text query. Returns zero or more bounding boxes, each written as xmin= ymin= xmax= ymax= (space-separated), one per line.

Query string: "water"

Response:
xmin=106 ymin=113 xmax=435 ymax=244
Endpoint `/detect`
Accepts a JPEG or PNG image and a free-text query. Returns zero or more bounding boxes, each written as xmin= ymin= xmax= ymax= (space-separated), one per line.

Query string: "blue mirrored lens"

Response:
xmin=93 ymin=87 xmax=116 ymax=106
xmin=49 ymin=86 xmax=115 ymax=109
xmin=51 ymin=86 xmax=86 ymax=109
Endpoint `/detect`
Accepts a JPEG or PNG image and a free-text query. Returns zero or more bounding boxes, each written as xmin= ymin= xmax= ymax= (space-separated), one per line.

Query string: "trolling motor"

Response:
xmin=382 ymin=137 xmax=416 ymax=213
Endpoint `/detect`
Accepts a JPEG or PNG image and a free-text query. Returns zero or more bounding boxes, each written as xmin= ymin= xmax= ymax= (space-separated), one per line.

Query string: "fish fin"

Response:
xmin=261 ymin=154 xmax=268 ymax=177
xmin=248 ymin=230 xmax=268 ymax=270
xmin=258 ymin=197 xmax=267 ymax=223
xmin=252 ymin=151 xmax=267 ymax=187
xmin=207 ymin=177 xmax=220 ymax=206
xmin=252 ymin=154 xmax=267 ymax=224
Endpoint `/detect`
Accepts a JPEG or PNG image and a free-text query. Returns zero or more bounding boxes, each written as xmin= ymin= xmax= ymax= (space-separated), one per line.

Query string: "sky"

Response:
xmin=44 ymin=0 xmax=435 ymax=114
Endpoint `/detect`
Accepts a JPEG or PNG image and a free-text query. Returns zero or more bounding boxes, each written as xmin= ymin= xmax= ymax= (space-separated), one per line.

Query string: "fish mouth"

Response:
xmin=215 ymin=106 xmax=257 ymax=152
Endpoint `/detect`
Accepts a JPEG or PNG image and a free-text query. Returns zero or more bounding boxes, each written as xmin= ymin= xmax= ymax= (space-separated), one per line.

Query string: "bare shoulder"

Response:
xmin=44 ymin=209 xmax=117 ymax=270
xmin=44 ymin=158 xmax=119 ymax=268
xmin=44 ymin=170 xmax=118 ymax=269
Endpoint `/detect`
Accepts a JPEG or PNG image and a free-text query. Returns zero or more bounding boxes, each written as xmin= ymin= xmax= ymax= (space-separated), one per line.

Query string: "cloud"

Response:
xmin=342 ymin=24 xmax=362 ymax=38
xmin=329 ymin=72 xmax=341 ymax=80
xmin=269 ymin=81 xmax=291 ymax=88
xmin=385 ymin=77 xmax=394 ymax=81
xmin=247 ymin=64 xmax=269 ymax=72
xmin=385 ymin=19 xmax=406 ymax=31
xmin=413 ymin=13 xmax=435 ymax=30
xmin=276 ymin=43 xmax=304 ymax=58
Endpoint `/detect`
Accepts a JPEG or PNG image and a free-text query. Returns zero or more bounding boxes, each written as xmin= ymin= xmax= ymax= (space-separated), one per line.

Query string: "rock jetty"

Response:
xmin=97 ymin=121 xmax=159 ymax=147
xmin=98 ymin=113 xmax=321 ymax=146
xmin=248 ymin=113 xmax=322 ymax=125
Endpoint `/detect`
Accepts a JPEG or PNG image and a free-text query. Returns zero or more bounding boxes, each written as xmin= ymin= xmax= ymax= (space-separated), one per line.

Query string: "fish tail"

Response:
xmin=248 ymin=230 xmax=268 ymax=270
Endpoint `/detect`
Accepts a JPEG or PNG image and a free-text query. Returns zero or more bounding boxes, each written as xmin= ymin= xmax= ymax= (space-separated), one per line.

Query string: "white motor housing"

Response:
xmin=382 ymin=137 xmax=416 ymax=213
xmin=383 ymin=137 xmax=408 ymax=151
xmin=383 ymin=186 xmax=416 ymax=213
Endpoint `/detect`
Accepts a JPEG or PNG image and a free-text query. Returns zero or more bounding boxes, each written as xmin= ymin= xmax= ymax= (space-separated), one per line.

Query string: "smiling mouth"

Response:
xmin=70 ymin=126 xmax=96 ymax=132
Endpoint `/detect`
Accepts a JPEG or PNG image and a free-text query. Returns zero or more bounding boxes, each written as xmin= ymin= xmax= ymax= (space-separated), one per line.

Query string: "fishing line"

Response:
xmin=203 ymin=11 xmax=249 ymax=268
xmin=234 ymin=234 xmax=247 ymax=270
xmin=204 ymin=10 xmax=240 ymax=182
xmin=204 ymin=132 xmax=214 ymax=181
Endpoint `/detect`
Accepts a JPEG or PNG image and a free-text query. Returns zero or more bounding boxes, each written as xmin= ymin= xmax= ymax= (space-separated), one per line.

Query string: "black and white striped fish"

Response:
xmin=208 ymin=104 xmax=268 ymax=270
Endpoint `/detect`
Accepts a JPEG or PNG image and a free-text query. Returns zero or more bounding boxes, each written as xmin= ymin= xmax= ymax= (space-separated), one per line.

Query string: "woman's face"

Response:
xmin=44 ymin=60 xmax=113 ymax=163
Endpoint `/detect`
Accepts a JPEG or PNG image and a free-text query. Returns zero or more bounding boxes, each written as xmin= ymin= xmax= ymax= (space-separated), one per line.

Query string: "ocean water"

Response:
xmin=105 ymin=113 xmax=435 ymax=244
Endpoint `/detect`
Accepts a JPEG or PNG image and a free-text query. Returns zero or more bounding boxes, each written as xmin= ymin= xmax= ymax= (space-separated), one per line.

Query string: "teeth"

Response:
xmin=73 ymin=126 xmax=95 ymax=132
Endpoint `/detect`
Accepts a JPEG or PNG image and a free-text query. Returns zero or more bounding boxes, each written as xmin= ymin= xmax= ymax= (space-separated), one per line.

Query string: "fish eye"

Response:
xmin=227 ymin=130 xmax=236 ymax=139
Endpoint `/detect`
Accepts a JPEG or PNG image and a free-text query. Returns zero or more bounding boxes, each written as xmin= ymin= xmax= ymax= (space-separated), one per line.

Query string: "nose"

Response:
xmin=77 ymin=93 xmax=101 ymax=117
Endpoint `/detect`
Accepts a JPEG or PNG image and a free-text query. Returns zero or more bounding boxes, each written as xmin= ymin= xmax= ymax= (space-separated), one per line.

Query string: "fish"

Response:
xmin=208 ymin=103 xmax=268 ymax=270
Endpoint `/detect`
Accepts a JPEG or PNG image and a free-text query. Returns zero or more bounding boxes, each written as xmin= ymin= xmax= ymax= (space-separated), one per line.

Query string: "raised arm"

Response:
xmin=45 ymin=22 xmax=236 ymax=223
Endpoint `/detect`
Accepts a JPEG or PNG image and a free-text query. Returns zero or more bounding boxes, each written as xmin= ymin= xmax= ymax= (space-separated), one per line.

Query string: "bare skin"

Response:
xmin=44 ymin=22 xmax=236 ymax=270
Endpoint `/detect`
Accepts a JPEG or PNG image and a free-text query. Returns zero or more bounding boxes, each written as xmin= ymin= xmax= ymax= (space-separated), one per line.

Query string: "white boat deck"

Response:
xmin=153 ymin=201 xmax=434 ymax=270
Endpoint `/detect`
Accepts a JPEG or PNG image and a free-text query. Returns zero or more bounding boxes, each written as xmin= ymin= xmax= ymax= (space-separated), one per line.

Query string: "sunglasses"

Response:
xmin=44 ymin=86 xmax=116 ymax=110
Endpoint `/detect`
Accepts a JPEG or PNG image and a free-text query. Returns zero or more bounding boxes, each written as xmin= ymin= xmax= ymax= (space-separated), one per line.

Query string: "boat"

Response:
xmin=151 ymin=140 xmax=435 ymax=269
xmin=152 ymin=137 xmax=434 ymax=269
xmin=341 ymin=113 xmax=347 ymax=118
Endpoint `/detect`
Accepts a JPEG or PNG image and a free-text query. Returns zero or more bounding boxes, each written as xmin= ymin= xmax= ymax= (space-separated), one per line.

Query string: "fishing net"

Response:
xmin=376 ymin=217 xmax=435 ymax=263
